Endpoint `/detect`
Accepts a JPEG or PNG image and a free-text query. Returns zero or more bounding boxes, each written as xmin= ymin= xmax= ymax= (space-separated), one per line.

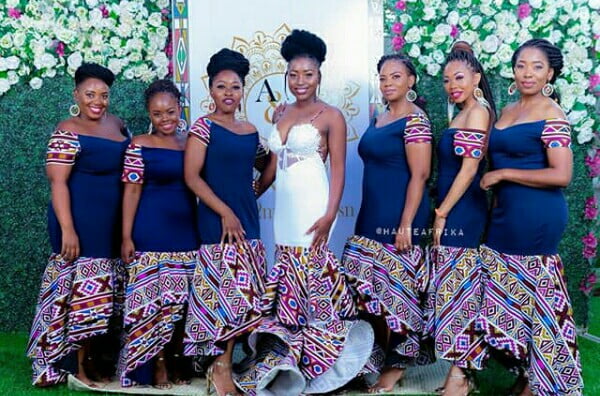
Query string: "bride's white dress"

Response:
xmin=234 ymin=119 xmax=373 ymax=396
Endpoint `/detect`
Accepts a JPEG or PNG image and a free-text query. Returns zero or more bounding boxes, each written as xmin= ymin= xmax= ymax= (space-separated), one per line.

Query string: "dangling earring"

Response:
xmin=447 ymin=99 xmax=455 ymax=124
xmin=406 ymin=88 xmax=417 ymax=103
xmin=69 ymin=104 xmax=80 ymax=117
xmin=147 ymin=122 xmax=154 ymax=134
xmin=284 ymin=73 xmax=289 ymax=102
xmin=208 ymin=98 xmax=216 ymax=112
xmin=507 ymin=82 xmax=517 ymax=96
xmin=542 ymin=82 xmax=554 ymax=97
xmin=473 ymin=87 xmax=490 ymax=109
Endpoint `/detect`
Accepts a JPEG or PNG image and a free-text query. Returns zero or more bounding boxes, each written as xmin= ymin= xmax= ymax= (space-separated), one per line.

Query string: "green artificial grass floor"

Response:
xmin=1 ymin=332 xmax=598 ymax=395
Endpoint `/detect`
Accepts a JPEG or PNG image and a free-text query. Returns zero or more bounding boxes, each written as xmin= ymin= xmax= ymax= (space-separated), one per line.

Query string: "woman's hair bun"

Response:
xmin=280 ymin=29 xmax=326 ymax=64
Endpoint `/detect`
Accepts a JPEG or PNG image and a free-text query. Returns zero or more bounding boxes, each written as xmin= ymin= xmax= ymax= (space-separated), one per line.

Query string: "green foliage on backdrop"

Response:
xmin=0 ymin=73 xmax=591 ymax=331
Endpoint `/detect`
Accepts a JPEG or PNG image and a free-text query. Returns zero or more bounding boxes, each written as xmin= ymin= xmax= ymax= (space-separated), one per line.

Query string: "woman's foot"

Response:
xmin=170 ymin=353 xmax=192 ymax=385
xmin=207 ymin=360 xmax=241 ymax=396
xmin=75 ymin=369 xmax=98 ymax=388
xmin=441 ymin=367 xmax=476 ymax=396
xmin=154 ymin=356 xmax=172 ymax=389
xmin=368 ymin=367 xmax=405 ymax=393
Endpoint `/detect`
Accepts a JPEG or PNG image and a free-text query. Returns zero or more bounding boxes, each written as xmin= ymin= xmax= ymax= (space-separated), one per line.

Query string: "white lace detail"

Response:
xmin=268 ymin=123 xmax=323 ymax=170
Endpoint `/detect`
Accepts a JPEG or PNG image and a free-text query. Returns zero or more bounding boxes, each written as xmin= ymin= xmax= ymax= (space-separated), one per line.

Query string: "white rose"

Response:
xmin=156 ymin=66 xmax=168 ymax=78
xmin=75 ymin=7 xmax=87 ymax=19
xmin=0 ymin=34 xmax=13 ymax=49
xmin=520 ymin=16 xmax=532 ymax=29
xmin=128 ymin=52 xmax=142 ymax=62
xmin=423 ymin=7 xmax=436 ymax=21
xmin=423 ymin=41 xmax=435 ymax=49
xmin=590 ymin=0 xmax=600 ymax=8
xmin=148 ymin=12 xmax=163 ymax=27
xmin=481 ymin=35 xmax=500 ymax=53
xmin=568 ymin=110 xmax=586 ymax=125
xmin=408 ymin=44 xmax=421 ymax=58
xmin=404 ymin=27 xmax=422 ymax=43
xmin=529 ymin=0 xmax=543 ymax=7
xmin=156 ymin=26 xmax=169 ymax=39
xmin=0 ymin=79 xmax=10 ymax=95
xmin=108 ymin=58 xmax=123 ymax=75
xmin=157 ymin=0 xmax=169 ymax=8
xmin=6 ymin=56 xmax=19 ymax=70
xmin=418 ymin=55 xmax=432 ymax=65
xmin=447 ymin=11 xmax=459 ymax=26
xmin=517 ymin=29 xmax=532 ymax=43
xmin=17 ymin=65 xmax=31 ymax=77
xmin=45 ymin=68 xmax=57 ymax=78
xmin=470 ymin=15 xmax=482 ymax=29
xmin=508 ymin=0 xmax=518 ymax=4
xmin=117 ymin=22 xmax=133 ymax=37
xmin=459 ymin=15 xmax=469 ymax=27
xmin=432 ymin=49 xmax=445 ymax=64
xmin=579 ymin=59 xmax=593 ymax=73
xmin=29 ymin=77 xmax=43 ymax=90
xmin=485 ymin=56 xmax=500 ymax=69
xmin=459 ymin=30 xmax=478 ymax=44
xmin=86 ymin=0 xmax=99 ymax=7
xmin=494 ymin=0 xmax=504 ymax=6
xmin=34 ymin=53 xmax=57 ymax=70
xmin=549 ymin=30 xmax=563 ymax=44
xmin=577 ymin=128 xmax=594 ymax=144
xmin=0 ymin=58 xmax=6 ymax=72
xmin=7 ymin=71 xmax=18 ymax=85
xmin=558 ymin=14 xmax=570 ymax=25
xmin=500 ymin=64 xmax=513 ymax=78
xmin=480 ymin=5 xmax=496 ymax=16
xmin=67 ymin=51 xmax=83 ymax=70
xmin=152 ymin=52 xmax=169 ymax=68
xmin=431 ymin=31 xmax=447 ymax=44
xmin=496 ymin=44 xmax=513 ymax=63
xmin=12 ymin=32 xmax=26 ymax=48
xmin=89 ymin=8 xmax=102 ymax=25
xmin=426 ymin=63 xmax=441 ymax=76
xmin=400 ymin=14 xmax=412 ymax=24
xmin=457 ymin=0 xmax=472 ymax=8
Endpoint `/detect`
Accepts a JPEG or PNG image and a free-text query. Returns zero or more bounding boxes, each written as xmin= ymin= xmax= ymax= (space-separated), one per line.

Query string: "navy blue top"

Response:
xmin=189 ymin=118 xmax=261 ymax=244
xmin=354 ymin=114 xmax=432 ymax=245
xmin=485 ymin=119 xmax=572 ymax=255
xmin=47 ymin=131 xmax=129 ymax=258
xmin=436 ymin=128 xmax=488 ymax=248
xmin=123 ymin=146 xmax=199 ymax=252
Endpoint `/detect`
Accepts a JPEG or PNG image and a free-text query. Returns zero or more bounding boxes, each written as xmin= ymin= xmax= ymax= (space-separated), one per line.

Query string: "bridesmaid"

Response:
xmin=341 ymin=53 xmax=433 ymax=393
xmin=119 ymin=80 xmax=198 ymax=388
xmin=27 ymin=63 xmax=129 ymax=387
xmin=429 ymin=41 xmax=495 ymax=395
xmin=478 ymin=39 xmax=583 ymax=395
xmin=183 ymin=48 xmax=269 ymax=396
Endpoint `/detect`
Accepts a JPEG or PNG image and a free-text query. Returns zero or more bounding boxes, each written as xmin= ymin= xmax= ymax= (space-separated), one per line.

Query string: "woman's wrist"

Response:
xmin=435 ymin=208 xmax=448 ymax=218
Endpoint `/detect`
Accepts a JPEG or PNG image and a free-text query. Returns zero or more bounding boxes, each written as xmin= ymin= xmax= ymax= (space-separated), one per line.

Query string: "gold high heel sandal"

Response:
xmin=206 ymin=361 xmax=240 ymax=396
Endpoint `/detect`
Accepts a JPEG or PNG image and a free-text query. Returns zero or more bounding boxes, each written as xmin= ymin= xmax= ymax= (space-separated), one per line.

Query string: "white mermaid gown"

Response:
xmin=233 ymin=121 xmax=373 ymax=396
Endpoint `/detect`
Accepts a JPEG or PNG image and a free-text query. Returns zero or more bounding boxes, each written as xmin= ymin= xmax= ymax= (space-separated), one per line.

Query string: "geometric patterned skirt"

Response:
xmin=27 ymin=254 xmax=125 ymax=386
xmin=341 ymin=235 xmax=430 ymax=370
xmin=475 ymin=245 xmax=584 ymax=396
xmin=184 ymin=240 xmax=266 ymax=357
xmin=234 ymin=244 xmax=373 ymax=396
xmin=118 ymin=251 xmax=196 ymax=386
xmin=427 ymin=246 xmax=487 ymax=370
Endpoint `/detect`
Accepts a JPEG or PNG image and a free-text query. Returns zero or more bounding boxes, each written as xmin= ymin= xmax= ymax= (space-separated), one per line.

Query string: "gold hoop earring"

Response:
xmin=69 ymin=104 xmax=80 ymax=117
xmin=542 ymin=82 xmax=554 ymax=97
xmin=507 ymin=82 xmax=517 ymax=96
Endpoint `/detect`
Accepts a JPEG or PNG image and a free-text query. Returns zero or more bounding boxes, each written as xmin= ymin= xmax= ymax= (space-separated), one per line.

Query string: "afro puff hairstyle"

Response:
xmin=207 ymin=48 xmax=250 ymax=87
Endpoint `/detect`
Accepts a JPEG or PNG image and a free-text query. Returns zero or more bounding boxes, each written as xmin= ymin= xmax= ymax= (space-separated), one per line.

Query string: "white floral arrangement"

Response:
xmin=385 ymin=0 xmax=599 ymax=146
xmin=0 ymin=0 xmax=171 ymax=95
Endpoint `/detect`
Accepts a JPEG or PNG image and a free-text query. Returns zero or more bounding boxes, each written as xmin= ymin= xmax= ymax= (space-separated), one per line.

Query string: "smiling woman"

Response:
xmin=26 ymin=63 xmax=130 ymax=388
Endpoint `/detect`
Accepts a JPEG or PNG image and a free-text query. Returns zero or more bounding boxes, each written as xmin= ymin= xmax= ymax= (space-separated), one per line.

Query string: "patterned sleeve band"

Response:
xmin=404 ymin=113 xmax=433 ymax=144
xmin=541 ymin=118 xmax=572 ymax=149
xmin=188 ymin=117 xmax=212 ymax=146
xmin=453 ymin=129 xmax=486 ymax=159
xmin=121 ymin=144 xmax=144 ymax=184
xmin=46 ymin=130 xmax=80 ymax=165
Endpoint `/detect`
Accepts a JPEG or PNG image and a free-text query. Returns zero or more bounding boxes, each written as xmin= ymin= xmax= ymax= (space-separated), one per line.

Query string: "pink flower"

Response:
xmin=517 ymin=3 xmax=532 ymax=20
xmin=55 ymin=41 xmax=65 ymax=57
xmin=580 ymin=272 xmax=597 ymax=295
xmin=8 ymin=7 xmax=22 ymax=19
xmin=585 ymin=149 xmax=600 ymax=178
xmin=99 ymin=4 xmax=109 ymax=18
xmin=450 ymin=25 xmax=460 ymax=38
xmin=392 ymin=35 xmax=406 ymax=51
xmin=395 ymin=1 xmax=407 ymax=11
xmin=584 ymin=246 xmax=597 ymax=260
xmin=585 ymin=196 xmax=598 ymax=221
xmin=392 ymin=22 xmax=404 ymax=35
xmin=591 ymin=74 xmax=600 ymax=89
xmin=583 ymin=232 xmax=598 ymax=260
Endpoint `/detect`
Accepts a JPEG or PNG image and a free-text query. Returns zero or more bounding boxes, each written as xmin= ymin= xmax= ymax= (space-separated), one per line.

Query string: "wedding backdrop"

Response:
xmin=0 ymin=0 xmax=598 ymax=335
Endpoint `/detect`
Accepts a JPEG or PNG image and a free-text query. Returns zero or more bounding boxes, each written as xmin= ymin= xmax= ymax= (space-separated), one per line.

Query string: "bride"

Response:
xmin=236 ymin=29 xmax=373 ymax=396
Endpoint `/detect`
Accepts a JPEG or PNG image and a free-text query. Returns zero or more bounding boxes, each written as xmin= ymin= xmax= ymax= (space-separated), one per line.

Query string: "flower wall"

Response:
xmin=0 ymin=0 xmax=170 ymax=94
xmin=385 ymin=0 xmax=600 ymax=299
